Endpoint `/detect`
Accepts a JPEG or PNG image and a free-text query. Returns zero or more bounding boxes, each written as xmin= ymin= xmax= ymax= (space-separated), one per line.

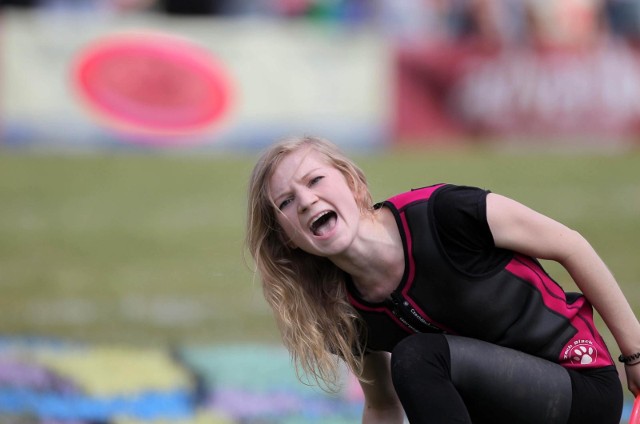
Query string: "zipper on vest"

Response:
xmin=388 ymin=292 xmax=444 ymax=334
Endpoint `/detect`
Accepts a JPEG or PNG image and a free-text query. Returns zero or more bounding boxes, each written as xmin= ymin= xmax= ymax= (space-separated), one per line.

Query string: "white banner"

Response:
xmin=0 ymin=10 xmax=390 ymax=150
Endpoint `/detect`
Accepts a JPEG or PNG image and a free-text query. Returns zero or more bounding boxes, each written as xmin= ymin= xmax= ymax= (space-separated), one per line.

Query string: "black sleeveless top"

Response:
xmin=346 ymin=184 xmax=614 ymax=369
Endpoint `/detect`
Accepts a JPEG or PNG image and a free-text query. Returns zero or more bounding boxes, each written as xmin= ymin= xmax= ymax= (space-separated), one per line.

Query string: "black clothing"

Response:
xmin=391 ymin=333 xmax=622 ymax=424
xmin=347 ymin=184 xmax=621 ymax=423
xmin=347 ymin=184 xmax=614 ymax=369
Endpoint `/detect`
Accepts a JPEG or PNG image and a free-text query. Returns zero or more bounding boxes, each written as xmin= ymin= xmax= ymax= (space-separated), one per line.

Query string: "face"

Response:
xmin=268 ymin=147 xmax=362 ymax=258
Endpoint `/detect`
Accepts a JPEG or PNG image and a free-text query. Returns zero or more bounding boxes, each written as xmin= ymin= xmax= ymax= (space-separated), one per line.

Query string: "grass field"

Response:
xmin=1 ymin=146 xmax=639 ymax=352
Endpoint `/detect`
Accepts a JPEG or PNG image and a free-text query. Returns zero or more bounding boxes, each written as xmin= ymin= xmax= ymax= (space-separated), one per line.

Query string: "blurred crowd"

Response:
xmin=1 ymin=0 xmax=639 ymax=48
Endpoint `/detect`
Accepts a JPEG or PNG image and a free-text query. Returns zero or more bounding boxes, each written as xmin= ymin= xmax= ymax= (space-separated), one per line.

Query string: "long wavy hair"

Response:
xmin=246 ymin=135 xmax=373 ymax=392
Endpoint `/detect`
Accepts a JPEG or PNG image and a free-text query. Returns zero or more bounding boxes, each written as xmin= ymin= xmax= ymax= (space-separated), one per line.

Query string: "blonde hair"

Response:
xmin=246 ymin=135 xmax=372 ymax=392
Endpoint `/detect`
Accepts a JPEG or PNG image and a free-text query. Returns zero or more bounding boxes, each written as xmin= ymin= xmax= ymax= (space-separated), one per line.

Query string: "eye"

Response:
xmin=278 ymin=197 xmax=293 ymax=210
xmin=309 ymin=175 xmax=324 ymax=186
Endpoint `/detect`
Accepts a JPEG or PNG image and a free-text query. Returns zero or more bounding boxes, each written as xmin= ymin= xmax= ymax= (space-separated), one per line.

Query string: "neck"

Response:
xmin=329 ymin=207 xmax=404 ymax=302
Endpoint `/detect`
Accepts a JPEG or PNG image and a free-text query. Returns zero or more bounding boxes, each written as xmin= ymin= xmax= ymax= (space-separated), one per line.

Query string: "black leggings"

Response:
xmin=390 ymin=333 xmax=623 ymax=424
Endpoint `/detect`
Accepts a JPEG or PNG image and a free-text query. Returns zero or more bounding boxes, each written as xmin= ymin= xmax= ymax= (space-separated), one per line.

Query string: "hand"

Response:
xmin=625 ymin=363 xmax=640 ymax=396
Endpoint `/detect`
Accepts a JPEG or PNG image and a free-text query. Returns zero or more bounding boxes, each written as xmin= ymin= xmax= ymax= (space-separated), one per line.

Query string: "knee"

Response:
xmin=390 ymin=333 xmax=451 ymax=387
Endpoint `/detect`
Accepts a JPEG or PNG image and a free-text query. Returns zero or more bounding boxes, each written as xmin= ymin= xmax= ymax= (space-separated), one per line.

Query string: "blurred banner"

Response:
xmin=0 ymin=10 xmax=391 ymax=151
xmin=394 ymin=40 xmax=640 ymax=147
xmin=3 ymin=8 xmax=640 ymax=151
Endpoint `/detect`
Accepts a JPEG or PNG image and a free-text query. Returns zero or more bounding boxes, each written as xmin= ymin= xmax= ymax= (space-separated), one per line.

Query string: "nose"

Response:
xmin=297 ymin=188 xmax=317 ymax=214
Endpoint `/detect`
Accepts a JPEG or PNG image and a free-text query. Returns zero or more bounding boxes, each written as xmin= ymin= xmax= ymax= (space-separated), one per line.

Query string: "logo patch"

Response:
xmin=564 ymin=339 xmax=597 ymax=365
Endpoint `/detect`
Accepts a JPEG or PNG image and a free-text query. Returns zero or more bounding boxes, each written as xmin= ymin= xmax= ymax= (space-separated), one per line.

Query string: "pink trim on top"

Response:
xmin=505 ymin=255 xmax=584 ymax=315
xmin=505 ymin=254 xmax=614 ymax=368
xmin=386 ymin=184 xmax=446 ymax=210
xmin=390 ymin=185 xmax=457 ymax=334
xmin=346 ymin=186 xmax=447 ymax=336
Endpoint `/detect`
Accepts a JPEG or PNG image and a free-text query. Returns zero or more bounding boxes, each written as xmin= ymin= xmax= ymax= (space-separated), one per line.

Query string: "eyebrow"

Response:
xmin=271 ymin=167 xmax=324 ymax=201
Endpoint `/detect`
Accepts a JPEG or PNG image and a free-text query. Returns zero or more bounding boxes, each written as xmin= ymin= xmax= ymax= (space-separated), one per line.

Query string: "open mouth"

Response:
xmin=310 ymin=211 xmax=337 ymax=236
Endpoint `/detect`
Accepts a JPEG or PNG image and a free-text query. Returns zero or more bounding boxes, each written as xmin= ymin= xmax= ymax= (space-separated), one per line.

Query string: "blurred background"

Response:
xmin=1 ymin=0 xmax=639 ymax=423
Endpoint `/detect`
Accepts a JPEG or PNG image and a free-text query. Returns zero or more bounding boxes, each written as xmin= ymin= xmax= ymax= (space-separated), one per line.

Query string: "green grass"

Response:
xmin=1 ymin=147 xmax=639 ymax=350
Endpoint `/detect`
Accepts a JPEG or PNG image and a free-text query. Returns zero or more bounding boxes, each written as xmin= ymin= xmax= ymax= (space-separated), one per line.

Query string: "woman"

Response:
xmin=245 ymin=135 xmax=639 ymax=424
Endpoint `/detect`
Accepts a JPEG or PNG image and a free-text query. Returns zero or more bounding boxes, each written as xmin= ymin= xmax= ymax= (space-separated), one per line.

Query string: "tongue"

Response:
xmin=314 ymin=214 xmax=337 ymax=237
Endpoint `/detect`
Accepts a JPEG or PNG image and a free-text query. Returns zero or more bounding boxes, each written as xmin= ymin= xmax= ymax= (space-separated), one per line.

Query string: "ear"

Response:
xmin=286 ymin=240 xmax=298 ymax=250
xmin=283 ymin=234 xmax=298 ymax=250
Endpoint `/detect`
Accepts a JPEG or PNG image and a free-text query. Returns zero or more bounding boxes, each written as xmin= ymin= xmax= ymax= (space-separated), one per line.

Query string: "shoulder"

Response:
xmin=432 ymin=184 xmax=491 ymax=220
xmin=431 ymin=184 xmax=497 ymax=252
xmin=382 ymin=184 xmax=490 ymax=217
xmin=383 ymin=183 xmax=448 ymax=210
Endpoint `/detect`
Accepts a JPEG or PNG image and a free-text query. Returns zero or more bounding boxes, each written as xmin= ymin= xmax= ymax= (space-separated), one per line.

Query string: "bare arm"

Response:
xmin=359 ymin=351 xmax=405 ymax=423
xmin=486 ymin=193 xmax=640 ymax=394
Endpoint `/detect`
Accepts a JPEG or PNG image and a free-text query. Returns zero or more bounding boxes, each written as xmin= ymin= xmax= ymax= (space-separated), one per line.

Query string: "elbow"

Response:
xmin=552 ymin=229 xmax=594 ymax=266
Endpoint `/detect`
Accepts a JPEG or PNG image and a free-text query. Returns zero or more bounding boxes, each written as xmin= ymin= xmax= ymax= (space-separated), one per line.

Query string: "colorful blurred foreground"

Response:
xmin=0 ymin=338 xmax=363 ymax=424
xmin=0 ymin=337 xmax=637 ymax=424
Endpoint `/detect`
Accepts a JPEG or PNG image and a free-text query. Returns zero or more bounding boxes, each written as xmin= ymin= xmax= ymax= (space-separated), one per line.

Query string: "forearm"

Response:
xmin=559 ymin=231 xmax=640 ymax=356
xmin=359 ymin=351 xmax=406 ymax=423
xmin=362 ymin=402 xmax=405 ymax=424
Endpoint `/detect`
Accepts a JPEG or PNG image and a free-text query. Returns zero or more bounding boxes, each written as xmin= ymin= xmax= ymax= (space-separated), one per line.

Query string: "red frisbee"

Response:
xmin=631 ymin=394 xmax=640 ymax=424
xmin=71 ymin=31 xmax=233 ymax=142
